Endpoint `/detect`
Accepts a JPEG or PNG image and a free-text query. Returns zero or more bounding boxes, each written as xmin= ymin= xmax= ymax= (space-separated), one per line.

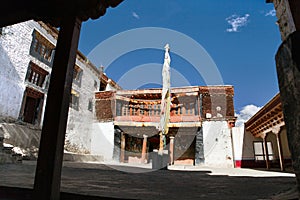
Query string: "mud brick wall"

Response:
xmin=95 ymin=91 xmax=116 ymax=121
xmin=200 ymin=86 xmax=234 ymax=119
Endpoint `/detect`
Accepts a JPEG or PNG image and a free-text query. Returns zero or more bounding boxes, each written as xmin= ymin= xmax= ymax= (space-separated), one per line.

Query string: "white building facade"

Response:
xmin=0 ymin=20 xmax=110 ymax=155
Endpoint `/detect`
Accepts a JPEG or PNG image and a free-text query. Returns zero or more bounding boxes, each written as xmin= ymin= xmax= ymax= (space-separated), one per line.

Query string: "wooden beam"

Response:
xmin=33 ymin=16 xmax=82 ymax=200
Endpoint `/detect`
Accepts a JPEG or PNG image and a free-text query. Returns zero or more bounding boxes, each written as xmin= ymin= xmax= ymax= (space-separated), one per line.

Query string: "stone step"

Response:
xmin=0 ymin=152 xmax=22 ymax=164
xmin=63 ymin=152 xmax=104 ymax=163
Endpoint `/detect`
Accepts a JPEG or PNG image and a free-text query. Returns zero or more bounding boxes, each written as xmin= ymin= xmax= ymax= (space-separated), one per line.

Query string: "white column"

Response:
xmin=169 ymin=136 xmax=175 ymax=165
xmin=141 ymin=134 xmax=148 ymax=164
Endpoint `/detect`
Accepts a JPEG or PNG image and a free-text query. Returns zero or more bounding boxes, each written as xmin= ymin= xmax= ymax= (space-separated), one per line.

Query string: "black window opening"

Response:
xmin=73 ymin=65 xmax=83 ymax=87
xmin=70 ymin=90 xmax=79 ymax=111
xmin=88 ymin=99 xmax=93 ymax=112
xmin=94 ymin=80 xmax=98 ymax=90
xmin=99 ymin=80 xmax=107 ymax=91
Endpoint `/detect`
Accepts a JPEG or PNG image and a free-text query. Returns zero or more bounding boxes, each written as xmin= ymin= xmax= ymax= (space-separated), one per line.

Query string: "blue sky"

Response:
xmin=78 ymin=0 xmax=281 ymax=115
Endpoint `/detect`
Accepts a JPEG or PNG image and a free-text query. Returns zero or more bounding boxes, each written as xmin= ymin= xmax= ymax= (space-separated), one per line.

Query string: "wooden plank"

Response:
xmin=33 ymin=16 xmax=82 ymax=200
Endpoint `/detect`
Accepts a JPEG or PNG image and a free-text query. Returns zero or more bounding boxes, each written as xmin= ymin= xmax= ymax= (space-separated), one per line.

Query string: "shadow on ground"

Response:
xmin=0 ymin=162 xmax=297 ymax=200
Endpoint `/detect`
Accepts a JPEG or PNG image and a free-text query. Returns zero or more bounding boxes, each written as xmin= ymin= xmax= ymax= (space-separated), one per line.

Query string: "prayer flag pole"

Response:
xmin=158 ymin=44 xmax=171 ymax=155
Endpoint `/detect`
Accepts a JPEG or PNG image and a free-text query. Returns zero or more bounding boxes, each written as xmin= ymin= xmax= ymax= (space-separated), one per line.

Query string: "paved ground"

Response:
xmin=0 ymin=161 xmax=297 ymax=199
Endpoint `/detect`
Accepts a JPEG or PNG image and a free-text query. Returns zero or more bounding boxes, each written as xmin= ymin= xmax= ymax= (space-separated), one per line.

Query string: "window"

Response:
xmin=132 ymin=105 xmax=137 ymax=116
xmin=152 ymin=104 xmax=156 ymax=115
xmin=154 ymin=104 xmax=161 ymax=115
xmin=180 ymin=105 xmax=183 ymax=115
xmin=122 ymin=104 xmax=129 ymax=116
xmin=253 ymin=141 xmax=274 ymax=161
xmin=30 ymin=30 xmax=54 ymax=65
xmin=175 ymin=106 xmax=179 ymax=115
xmin=70 ymin=89 xmax=79 ymax=111
xmin=190 ymin=103 xmax=195 ymax=115
xmin=140 ymin=104 xmax=144 ymax=115
xmin=185 ymin=103 xmax=189 ymax=115
xmin=148 ymin=105 xmax=152 ymax=116
xmin=94 ymin=80 xmax=98 ymax=89
xmin=99 ymin=80 xmax=107 ymax=91
xmin=88 ymin=99 xmax=93 ymax=112
xmin=25 ymin=62 xmax=49 ymax=88
xmin=116 ymin=102 xmax=121 ymax=116
xmin=73 ymin=65 xmax=83 ymax=86
xmin=184 ymin=102 xmax=195 ymax=115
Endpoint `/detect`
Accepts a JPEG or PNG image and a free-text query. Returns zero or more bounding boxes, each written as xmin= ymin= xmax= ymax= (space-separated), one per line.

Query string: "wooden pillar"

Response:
xmin=169 ymin=136 xmax=175 ymax=165
xmin=276 ymin=133 xmax=285 ymax=171
xmin=141 ymin=134 xmax=148 ymax=164
xmin=159 ymin=132 xmax=164 ymax=155
xmin=272 ymin=125 xmax=284 ymax=171
xmin=262 ymin=135 xmax=270 ymax=170
xmin=33 ymin=16 xmax=82 ymax=200
xmin=120 ymin=132 xmax=126 ymax=163
xmin=276 ymin=31 xmax=300 ymax=194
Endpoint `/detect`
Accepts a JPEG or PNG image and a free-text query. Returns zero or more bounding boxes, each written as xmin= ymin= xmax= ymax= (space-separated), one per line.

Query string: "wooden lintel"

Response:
xmin=114 ymin=121 xmax=201 ymax=128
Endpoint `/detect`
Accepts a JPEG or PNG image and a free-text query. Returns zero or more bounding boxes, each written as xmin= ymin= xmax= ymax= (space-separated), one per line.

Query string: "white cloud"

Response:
xmin=132 ymin=12 xmax=140 ymax=19
xmin=265 ymin=9 xmax=276 ymax=17
xmin=235 ymin=104 xmax=261 ymax=127
xmin=226 ymin=14 xmax=250 ymax=32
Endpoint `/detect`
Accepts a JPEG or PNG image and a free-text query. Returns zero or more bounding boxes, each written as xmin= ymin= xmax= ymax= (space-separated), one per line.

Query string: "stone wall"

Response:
xmin=276 ymin=31 xmax=300 ymax=192
xmin=195 ymin=127 xmax=204 ymax=165
xmin=271 ymin=0 xmax=296 ymax=41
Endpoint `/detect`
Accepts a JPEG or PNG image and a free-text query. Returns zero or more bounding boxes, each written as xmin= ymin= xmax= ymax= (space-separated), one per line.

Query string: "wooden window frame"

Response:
xmin=70 ymin=89 xmax=79 ymax=111
xmin=73 ymin=65 xmax=83 ymax=87
xmin=25 ymin=62 xmax=49 ymax=89
xmin=30 ymin=30 xmax=55 ymax=66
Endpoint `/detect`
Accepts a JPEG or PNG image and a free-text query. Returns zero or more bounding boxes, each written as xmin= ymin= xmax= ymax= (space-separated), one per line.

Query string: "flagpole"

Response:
xmin=159 ymin=44 xmax=171 ymax=155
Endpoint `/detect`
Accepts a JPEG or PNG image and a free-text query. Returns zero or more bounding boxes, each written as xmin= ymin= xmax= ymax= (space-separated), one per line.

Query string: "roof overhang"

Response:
xmin=0 ymin=0 xmax=123 ymax=27
xmin=245 ymin=93 xmax=285 ymax=137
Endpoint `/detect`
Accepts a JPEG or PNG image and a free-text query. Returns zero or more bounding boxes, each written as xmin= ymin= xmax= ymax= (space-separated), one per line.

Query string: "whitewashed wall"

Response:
xmin=202 ymin=121 xmax=234 ymax=168
xmin=105 ymin=79 xmax=118 ymax=91
xmin=0 ymin=20 xmax=102 ymax=156
xmin=228 ymin=126 xmax=292 ymax=165
xmin=65 ymin=58 xmax=101 ymax=153
xmin=0 ymin=21 xmax=56 ymax=121
xmin=231 ymin=126 xmax=246 ymax=163
xmin=90 ymin=122 xmax=114 ymax=161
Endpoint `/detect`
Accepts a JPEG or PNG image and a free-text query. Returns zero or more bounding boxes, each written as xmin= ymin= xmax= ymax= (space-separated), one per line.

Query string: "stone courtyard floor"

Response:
xmin=0 ymin=161 xmax=297 ymax=199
